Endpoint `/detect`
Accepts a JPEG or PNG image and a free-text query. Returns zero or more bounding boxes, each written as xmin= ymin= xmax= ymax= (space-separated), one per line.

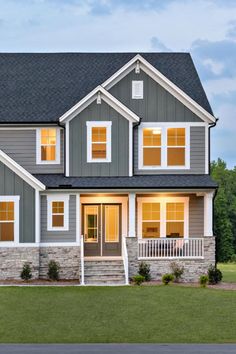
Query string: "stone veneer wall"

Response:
xmin=126 ymin=237 xmax=215 ymax=282
xmin=0 ymin=246 xmax=80 ymax=280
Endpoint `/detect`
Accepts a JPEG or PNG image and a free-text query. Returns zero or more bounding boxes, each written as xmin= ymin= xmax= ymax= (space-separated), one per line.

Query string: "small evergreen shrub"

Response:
xmin=199 ymin=275 xmax=208 ymax=288
xmin=231 ymin=254 xmax=236 ymax=263
xmin=207 ymin=264 xmax=223 ymax=285
xmin=170 ymin=262 xmax=184 ymax=282
xmin=47 ymin=260 xmax=60 ymax=281
xmin=138 ymin=261 xmax=151 ymax=281
xmin=20 ymin=263 xmax=32 ymax=281
xmin=162 ymin=273 xmax=174 ymax=285
xmin=133 ymin=274 xmax=145 ymax=285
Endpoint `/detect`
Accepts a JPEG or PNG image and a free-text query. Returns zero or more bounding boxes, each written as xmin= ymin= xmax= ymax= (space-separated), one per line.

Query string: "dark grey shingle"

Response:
xmin=0 ymin=53 xmax=213 ymax=123
xmin=34 ymin=174 xmax=217 ymax=189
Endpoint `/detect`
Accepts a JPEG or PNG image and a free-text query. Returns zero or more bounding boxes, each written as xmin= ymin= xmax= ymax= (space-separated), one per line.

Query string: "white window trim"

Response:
xmin=0 ymin=196 xmax=20 ymax=246
xmin=132 ymin=80 xmax=143 ymax=99
xmin=138 ymin=123 xmax=190 ymax=170
xmin=137 ymin=196 xmax=189 ymax=239
xmin=47 ymin=195 xmax=69 ymax=231
xmin=86 ymin=121 xmax=112 ymax=163
xmin=36 ymin=128 xmax=61 ymax=165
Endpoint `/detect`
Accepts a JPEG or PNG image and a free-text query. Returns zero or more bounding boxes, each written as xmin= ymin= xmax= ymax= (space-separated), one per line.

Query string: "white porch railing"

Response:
xmin=122 ymin=236 xmax=129 ymax=285
xmin=138 ymin=238 xmax=204 ymax=259
xmin=80 ymin=235 xmax=85 ymax=285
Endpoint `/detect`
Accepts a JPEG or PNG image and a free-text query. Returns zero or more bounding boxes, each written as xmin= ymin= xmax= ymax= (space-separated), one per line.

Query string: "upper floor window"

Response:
xmin=132 ymin=81 xmax=143 ymax=99
xmin=139 ymin=124 xmax=190 ymax=170
xmin=86 ymin=121 xmax=112 ymax=163
xmin=47 ymin=195 xmax=69 ymax=231
xmin=0 ymin=196 xmax=19 ymax=243
xmin=36 ymin=128 xmax=60 ymax=165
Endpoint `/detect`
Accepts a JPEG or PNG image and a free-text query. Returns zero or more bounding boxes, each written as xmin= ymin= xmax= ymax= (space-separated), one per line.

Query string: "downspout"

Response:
xmin=132 ymin=118 xmax=142 ymax=176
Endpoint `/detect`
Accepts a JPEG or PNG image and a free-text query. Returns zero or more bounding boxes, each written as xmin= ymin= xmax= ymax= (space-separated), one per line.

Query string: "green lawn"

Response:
xmin=218 ymin=263 xmax=236 ymax=283
xmin=0 ymin=286 xmax=236 ymax=343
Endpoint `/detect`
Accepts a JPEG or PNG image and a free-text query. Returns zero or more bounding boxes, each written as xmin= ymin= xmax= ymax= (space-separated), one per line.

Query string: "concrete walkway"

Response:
xmin=0 ymin=344 xmax=236 ymax=354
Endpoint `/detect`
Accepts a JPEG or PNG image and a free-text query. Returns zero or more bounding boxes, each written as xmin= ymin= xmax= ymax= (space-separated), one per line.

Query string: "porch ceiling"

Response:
xmin=34 ymin=174 xmax=217 ymax=190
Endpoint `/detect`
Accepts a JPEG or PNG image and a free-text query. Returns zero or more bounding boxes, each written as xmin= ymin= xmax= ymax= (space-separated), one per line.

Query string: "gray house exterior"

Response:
xmin=0 ymin=53 xmax=217 ymax=284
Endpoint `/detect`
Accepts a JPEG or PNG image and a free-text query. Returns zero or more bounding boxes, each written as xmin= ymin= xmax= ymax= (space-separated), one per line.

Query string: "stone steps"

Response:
xmin=84 ymin=259 xmax=126 ymax=285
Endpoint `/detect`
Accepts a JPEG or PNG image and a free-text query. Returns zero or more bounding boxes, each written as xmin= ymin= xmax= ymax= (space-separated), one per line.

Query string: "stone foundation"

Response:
xmin=126 ymin=237 xmax=215 ymax=282
xmin=0 ymin=246 xmax=80 ymax=280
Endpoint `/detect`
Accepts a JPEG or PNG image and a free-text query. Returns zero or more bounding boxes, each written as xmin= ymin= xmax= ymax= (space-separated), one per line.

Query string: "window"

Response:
xmin=167 ymin=128 xmax=185 ymax=166
xmin=36 ymin=128 xmax=60 ymax=164
xmin=138 ymin=198 xmax=188 ymax=239
xmin=47 ymin=195 xmax=69 ymax=231
xmin=132 ymin=81 xmax=143 ymax=99
xmin=142 ymin=203 xmax=160 ymax=238
xmin=87 ymin=122 xmax=112 ymax=162
xmin=139 ymin=125 xmax=189 ymax=169
xmin=84 ymin=205 xmax=98 ymax=243
xmin=0 ymin=196 xmax=19 ymax=243
xmin=143 ymin=128 xmax=161 ymax=166
xmin=105 ymin=205 xmax=119 ymax=242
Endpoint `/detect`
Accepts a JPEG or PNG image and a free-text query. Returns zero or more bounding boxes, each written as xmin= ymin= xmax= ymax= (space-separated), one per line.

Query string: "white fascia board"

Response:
xmin=0 ymin=149 xmax=45 ymax=191
xmin=102 ymin=54 xmax=216 ymax=124
xmin=59 ymin=86 xmax=140 ymax=124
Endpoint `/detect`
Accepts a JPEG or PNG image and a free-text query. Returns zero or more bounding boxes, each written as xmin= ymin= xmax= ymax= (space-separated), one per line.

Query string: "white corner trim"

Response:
xmin=0 ymin=195 xmax=20 ymax=246
xmin=205 ymin=125 xmax=209 ymax=174
xmin=129 ymin=121 xmax=133 ymax=176
xmin=138 ymin=123 xmax=190 ymax=171
xmin=0 ymin=149 xmax=45 ymax=191
xmin=47 ymin=194 xmax=69 ymax=232
xmin=76 ymin=194 xmax=81 ymax=245
xmin=128 ymin=192 xmax=136 ymax=237
xmin=35 ymin=189 xmax=40 ymax=244
xmin=36 ymin=127 xmax=61 ymax=165
xmin=137 ymin=196 xmax=189 ymax=239
xmin=86 ymin=121 xmax=112 ymax=163
xmin=65 ymin=121 xmax=70 ymax=176
xmin=59 ymin=86 xmax=140 ymax=124
xmin=102 ymin=54 xmax=216 ymax=124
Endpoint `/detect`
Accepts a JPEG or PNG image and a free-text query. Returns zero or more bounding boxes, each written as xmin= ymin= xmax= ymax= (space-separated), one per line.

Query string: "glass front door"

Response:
xmin=83 ymin=204 xmax=121 ymax=257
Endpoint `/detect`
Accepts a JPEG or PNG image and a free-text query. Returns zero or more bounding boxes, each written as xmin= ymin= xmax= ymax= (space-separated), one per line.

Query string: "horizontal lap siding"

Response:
xmin=189 ymin=195 xmax=204 ymax=237
xmin=0 ymin=130 xmax=64 ymax=174
xmin=134 ymin=126 xmax=205 ymax=174
xmin=41 ymin=195 xmax=76 ymax=243
xmin=0 ymin=161 xmax=35 ymax=242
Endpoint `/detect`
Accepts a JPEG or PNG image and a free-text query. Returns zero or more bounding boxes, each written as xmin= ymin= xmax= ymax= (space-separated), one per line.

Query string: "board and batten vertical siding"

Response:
xmin=134 ymin=126 xmax=205 ymax=174
xmin=0 ymin=129 xmax=64 ymax=174
xmin=69 ymin=100 xmax=129 ymax=177
xmin=40 ymin=195 xmax=76 ymax=243
xmin=0 ymin=161 xmax=35 ymax=243
xmin=109 ymin=69 xmax=203 ymax=123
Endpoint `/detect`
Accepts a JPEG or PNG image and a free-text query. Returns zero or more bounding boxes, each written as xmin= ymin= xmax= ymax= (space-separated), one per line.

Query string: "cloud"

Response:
xmin=150 ymin=37 xmax=171 ymax=51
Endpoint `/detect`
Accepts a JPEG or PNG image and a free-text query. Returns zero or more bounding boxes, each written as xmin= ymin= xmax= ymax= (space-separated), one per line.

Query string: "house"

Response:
xmin=0 ymin=53 xmax=217 ymax=284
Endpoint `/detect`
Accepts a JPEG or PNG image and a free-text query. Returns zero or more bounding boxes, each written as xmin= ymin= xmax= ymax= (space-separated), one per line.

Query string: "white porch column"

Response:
xmin=128 ymin=192 xmax=136 ymax=237
xmin=204 ymin=191 xmax=214 ymax=236
xmin=76 ymin=193 xmax=81 ymax=244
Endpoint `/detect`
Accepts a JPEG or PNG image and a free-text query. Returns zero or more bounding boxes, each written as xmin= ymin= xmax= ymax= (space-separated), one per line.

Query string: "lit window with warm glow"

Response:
xmin=142 ymin=203 xmax=160 ymax=238
xmin=0 ymin=201 xmax=14 ymax=242
xmin=105 ymin=205 xmax=119 ymax=242
xmin=52 ymin=201 xmax=64 ymax=228
xmin=143 ymin=128 xmax=161 ymax=166
xmin=167 ymin=128 xmax=185 ymax=166
xmin=37 ymin=128 xmax=60 ymax=164
xmin=87 ymin=122 xmax=112 ymax=162
xmin=166 ymin=202 xmax=184 ymax=238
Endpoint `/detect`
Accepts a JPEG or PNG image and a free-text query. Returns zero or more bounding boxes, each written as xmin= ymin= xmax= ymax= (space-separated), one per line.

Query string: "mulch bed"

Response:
xmin=142 ymin=280 xmax=236 ymax=290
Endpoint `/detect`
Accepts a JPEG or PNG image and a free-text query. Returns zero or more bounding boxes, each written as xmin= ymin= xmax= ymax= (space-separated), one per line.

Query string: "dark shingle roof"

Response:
xmin=0 ymin=53 xmax=213 ymax=123
xmin=34 ymin=174 xmax=217 ymax=189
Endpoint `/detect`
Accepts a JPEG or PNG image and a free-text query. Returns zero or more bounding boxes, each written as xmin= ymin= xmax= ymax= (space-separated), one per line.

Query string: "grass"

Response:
xmin=1 ymin=286 xmax=236 ymax=343
xmin=218 ymin=262 xmax=236 ymax=283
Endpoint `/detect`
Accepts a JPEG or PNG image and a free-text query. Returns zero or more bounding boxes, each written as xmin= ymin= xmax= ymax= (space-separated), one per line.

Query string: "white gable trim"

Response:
xmin=102 ymin=54 xmax=216 ymax=124
xmin=59 ymin=86 xmax=140 ymax=124
xmin=0 ymin=149 xmax=45 ymax=191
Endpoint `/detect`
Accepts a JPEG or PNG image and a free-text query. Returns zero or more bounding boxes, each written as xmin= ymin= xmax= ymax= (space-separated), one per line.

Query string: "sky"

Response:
xmin=0 ymin=0 xmax=235 ymax=168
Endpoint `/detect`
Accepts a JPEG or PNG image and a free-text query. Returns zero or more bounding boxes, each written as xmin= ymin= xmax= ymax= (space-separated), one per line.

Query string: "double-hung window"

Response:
xmin=36 ymin=128 xmax=60 ymax=164
xmin=140 ymin=125 xmax=189 ymax=169
xmin=0 ymin=196 xmax=19 ymax=243
xmin=47 ymin=195 xmax=69 ymax=231
xmin=87 ymin=122 xmax=112 ymax=162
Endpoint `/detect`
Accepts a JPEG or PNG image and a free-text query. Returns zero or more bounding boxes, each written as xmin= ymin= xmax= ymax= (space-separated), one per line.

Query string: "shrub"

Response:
xmin=20 ymin=263 xmax=32 ymax=281
xmin=207 ymin=264 xmax=223 ymax=285
xmin=133 ymin=274 xmax=145 ymax=285
xmin=231 ymin=254 xmax=236 ymax=263
xmin=138 ymin=261 xmax=151 ymax=281
xmin=199 ymin=275 xmax=208 ymax=288
xmin=170 ymin=262 xmax=184 ymax=282
xmin=162 ymin=273 xmax=174 ymax=285
xmin=47 ymin=260 xmax=60 ymax=281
